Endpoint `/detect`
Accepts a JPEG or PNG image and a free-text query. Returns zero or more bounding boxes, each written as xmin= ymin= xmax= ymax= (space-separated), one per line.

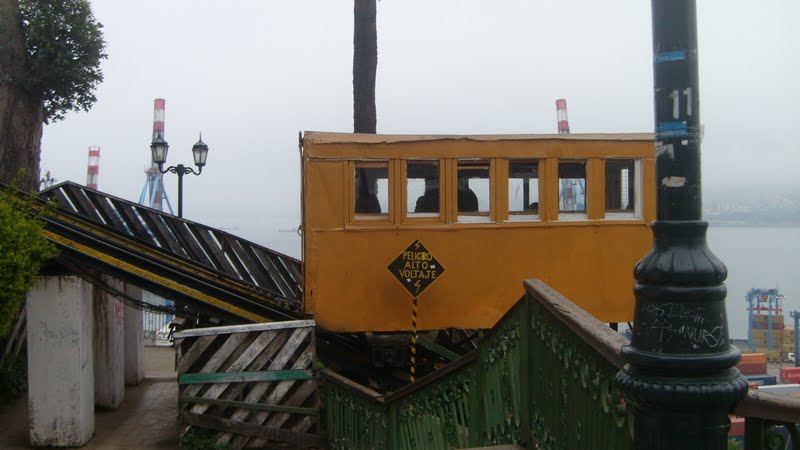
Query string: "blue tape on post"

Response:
xmin=655 ymin=51 xmax=687 ymax=63
xmin=656 ymin=122 xmax=689 ymax=139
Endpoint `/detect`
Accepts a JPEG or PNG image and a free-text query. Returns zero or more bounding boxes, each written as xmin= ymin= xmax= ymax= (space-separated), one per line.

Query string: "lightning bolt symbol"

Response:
xmin=414 ymin=280 xmax=422 ymax=294
xmin=414 ymin=241 xmax=421 ymax=250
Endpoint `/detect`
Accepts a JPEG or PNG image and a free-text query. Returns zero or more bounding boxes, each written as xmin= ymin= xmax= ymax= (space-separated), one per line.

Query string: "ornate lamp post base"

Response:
xmin=619 ymin=216 xmax=748 ymax=449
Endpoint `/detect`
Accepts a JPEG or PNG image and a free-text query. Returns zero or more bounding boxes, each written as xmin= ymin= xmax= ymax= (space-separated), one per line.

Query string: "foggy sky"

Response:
xmin=39 ymin=0 xmax=800 ymax=225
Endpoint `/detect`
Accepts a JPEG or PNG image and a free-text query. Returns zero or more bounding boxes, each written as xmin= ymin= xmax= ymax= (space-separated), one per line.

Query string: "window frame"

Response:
xmin=557 ymin=159 xmax=588 ymax=221
xmin=403 ymin=159 xmax=444 ymax=223
xmin=454 ymin=158 xmax=494 ymax=224
xmin=350 ymin=160 xmax=393 ymax=223
xmin=506 ymin=158 xmax=542 ymax=222
xmin=603 ymin=158 xmax=642 ymax=220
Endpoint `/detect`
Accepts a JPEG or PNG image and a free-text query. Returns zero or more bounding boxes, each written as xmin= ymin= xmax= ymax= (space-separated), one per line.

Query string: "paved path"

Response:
xmin=0 ymin=346 xmax=179 ymax=449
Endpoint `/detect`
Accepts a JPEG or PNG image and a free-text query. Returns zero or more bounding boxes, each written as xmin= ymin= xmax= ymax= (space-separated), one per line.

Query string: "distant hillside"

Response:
xmin=704 ymin=184 xmax=800 ymax=226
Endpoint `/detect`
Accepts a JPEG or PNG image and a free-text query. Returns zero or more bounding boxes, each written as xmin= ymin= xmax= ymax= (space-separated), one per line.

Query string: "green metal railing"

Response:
xmin=526 ymin=290 xmax=633 ymax=450
xmin=324 ymin=375 xmax=389 ymax=450
xmin=322 ymin=279 xmax=634 ymax=449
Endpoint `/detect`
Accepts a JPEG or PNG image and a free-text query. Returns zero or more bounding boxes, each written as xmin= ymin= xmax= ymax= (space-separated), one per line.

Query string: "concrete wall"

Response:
xmin=27 ymin=276 xmax=95 ymax=447
xmin=123 ymin=283 xmax=144 ymax=385
xmin=93 ymin=276 xmax=125 ymax=408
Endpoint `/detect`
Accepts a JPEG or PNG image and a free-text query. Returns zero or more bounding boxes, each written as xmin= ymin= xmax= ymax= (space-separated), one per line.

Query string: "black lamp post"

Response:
xmin=150 ymin=133 xmax=209 ymax=218
xmin=616 ymin=1 xmax=748 ymax=448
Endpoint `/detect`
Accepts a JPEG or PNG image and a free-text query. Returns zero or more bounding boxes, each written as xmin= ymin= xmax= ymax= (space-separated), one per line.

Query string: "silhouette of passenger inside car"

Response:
xmin=526 ymin=201 xmax=539 ymax=214
xmin=414 ymin=178 xmax=439 ymax=213
xmin=355 ymin=177 xmax=381 ymax=213
xmin=457 ymin=177 xmax=479 ymax=212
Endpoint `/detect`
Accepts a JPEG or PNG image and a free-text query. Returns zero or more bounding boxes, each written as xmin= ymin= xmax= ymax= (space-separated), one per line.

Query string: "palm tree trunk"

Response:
xmin=353 ymin=0 xmax=377 ymax=134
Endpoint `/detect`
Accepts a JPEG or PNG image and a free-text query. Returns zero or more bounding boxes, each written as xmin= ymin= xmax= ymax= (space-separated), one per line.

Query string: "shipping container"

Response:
xmin=779 ymin=367 xmax=800 ymax=384
xmin=744 ymin=374 xmax=777 ymax=386
xmin=751 ymin=329 xmax=785 ymax=340
xmin=752 ymin=313 xmax=784 ymax=321
xmin=751 ymin=321 xmax=785 ymax=331
xmin=740 ymin=353 xmax=767 ymax=364
xmin=736 ymin=362 xmax=767 ymax=376
xmin=745 ymin=349 xmax=783 ymax=362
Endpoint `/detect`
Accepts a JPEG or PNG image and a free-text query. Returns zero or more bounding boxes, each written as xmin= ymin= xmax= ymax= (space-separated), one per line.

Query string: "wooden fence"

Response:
xmin=174 ymin=320 xmax=322 ymax=449
xmin=0 ymin=303 xmax=27 ymax=371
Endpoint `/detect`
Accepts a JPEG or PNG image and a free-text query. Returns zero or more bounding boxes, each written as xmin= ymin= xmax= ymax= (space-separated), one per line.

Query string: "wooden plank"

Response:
xmin=176 ymin=335 xmax=217 ymax=374
xmin=291 ymin=415 xmax=317 ymax=438
xmin=63 ymin=186 xmax=104 ymax=223
xmin=250 ymin=249 xmax=292 ymax=298
xmin=160 ymin=218 xmax=205 ymax=261
xmin=179 ymin=330 xmax=291 ymax=437
xmin=180 ymin=369 xmax=316 ymax=384
xmin=0 ymin=303 xmax=25 ymax=369
xmin=216 ymin=328 xmax=312 ymax=448
xmin=284 ymin=394 xmax=321 ymax=450
xmin=139 ymin=210 xmax=186 ymax=256
xmin=169 ymin=221 xmax=214 ymax=266
xmin=85 ymin=191 xmax=128 ymax=231
xmin=8 ymin=320 xmax=26 ymax=369
xmin=50 ymin=188 xmax=78 ymax=213
xmin=217 ymin=234 xmax=255 ymax=284
xmin=734 ymin=390 xmax=800 ymax=424
xmin=180 ymin=411 xmax=324 ymax=448
xmin=228 ymin=241 xmax=274 ymax=292
xmin=237 ymin=345 xmax=316 ymax=448
xmin=188 ymin=330 xmax=279 ymax=416
xmin=264 ymin=379 xmax=318 ymax=431
xmin=110 ymin=201 xmax=154 ymax=243
xmin=181 ymin=332 xmax=250 ymax=400
xmin=266 ymin=251 xmax=303 ymax=299
xmin=253 ymin=393 xmax=318 ymax=449
xmin=319 ymin=368 xmax=385 ymax=402
xmin=179 ymin=396 xmax=318 ymax=416
xmin=270 ymin=253 xmax=303 ymax=296
xmin=173 ymin=320 xmax=314 ymax=339
xmin=193 ymin=227 xmax=237 ymax=275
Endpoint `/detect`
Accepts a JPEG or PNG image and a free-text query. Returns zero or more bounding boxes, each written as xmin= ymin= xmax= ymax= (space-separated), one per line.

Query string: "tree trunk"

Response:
xmin=0 ymin=0 xmax=43 ymax=192
xmin=353 ymin=0 xmax=377 ymax=134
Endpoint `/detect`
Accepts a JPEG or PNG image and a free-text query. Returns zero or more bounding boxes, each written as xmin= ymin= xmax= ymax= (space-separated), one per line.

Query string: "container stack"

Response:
xmin=782 ymin=325 xmax=796 ymax=361
xmin=735 ymin=353 xmax=776 ymax=387
xmin=746 ymin=289 xmax=790 ymax=362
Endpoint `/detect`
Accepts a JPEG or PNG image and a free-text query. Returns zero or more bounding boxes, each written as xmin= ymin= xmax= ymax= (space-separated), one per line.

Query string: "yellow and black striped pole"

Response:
xmin=409 ymin=295 xmax=418 ymax=383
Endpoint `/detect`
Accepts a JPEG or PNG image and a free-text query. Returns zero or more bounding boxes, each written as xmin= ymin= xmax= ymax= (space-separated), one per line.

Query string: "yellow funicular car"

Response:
xmin=300 ymin=132 xmax=655 ymax=334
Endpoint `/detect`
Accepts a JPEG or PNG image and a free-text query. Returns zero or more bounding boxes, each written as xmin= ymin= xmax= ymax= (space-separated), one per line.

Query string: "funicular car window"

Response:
xmin=354 ymin=162 xmax=389 ymax=219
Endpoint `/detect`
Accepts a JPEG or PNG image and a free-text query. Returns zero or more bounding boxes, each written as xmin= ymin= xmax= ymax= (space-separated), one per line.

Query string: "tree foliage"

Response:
xmin=0 ymin=180 xmax=55 ymax=336
xmin=17 ymin=0 xmax=106 ymax=122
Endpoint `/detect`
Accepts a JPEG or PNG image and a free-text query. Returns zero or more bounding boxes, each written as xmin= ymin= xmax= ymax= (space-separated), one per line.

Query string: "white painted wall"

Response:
xmin=27 ymin=276 xmax=95 ymax=447
xmin=124 ymin=283 xmax=144 ymax=385
xmin=93 ymin=276 xmax=125 ymax=408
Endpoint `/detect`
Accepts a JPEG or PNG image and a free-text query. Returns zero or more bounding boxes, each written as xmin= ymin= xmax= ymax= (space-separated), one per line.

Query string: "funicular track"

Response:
xmin=35 ymin=181 xmax=305 ymax=324
xmin=9 ymin=182 xmax=466 ymax=382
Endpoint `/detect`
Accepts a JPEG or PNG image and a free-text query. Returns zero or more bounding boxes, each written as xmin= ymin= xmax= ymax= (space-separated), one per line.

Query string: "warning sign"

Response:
xmin=387 ymin=240 xmax=445 ymax=297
